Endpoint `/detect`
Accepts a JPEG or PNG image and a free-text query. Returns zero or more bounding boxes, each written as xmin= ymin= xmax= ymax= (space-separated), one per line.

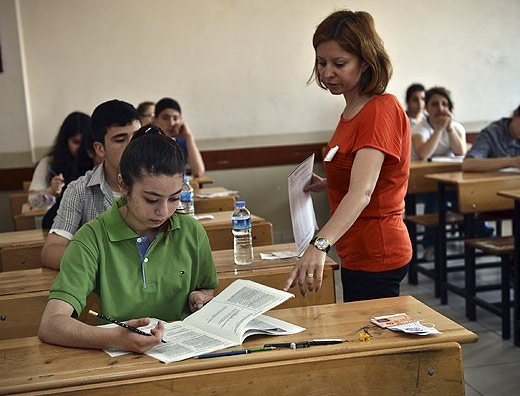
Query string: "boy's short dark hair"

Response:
xmin=405 ymin=83 xmax=425 ymax=103
xmin=155 ymin=98 xmax=182 ymax=117
xmin=91 ymin=99 xmax=140 ymax=144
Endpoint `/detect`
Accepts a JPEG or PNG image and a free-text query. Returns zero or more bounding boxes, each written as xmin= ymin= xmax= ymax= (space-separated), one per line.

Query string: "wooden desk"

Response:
xmin=20 ymin=203 xmax=47 ymax=218
xmin=496 ymin=189 xmax=520 ymax=346
xmin=0 ymin=230 xmax=47 ymax=250
xmin=194 ymin=187 xmax=237 ymax=213
xmin=0 ymin=230 xmax=47 ymax=272
xmin=0 ymin=244 xmax=333 ymax=340
xmin=425 ymin=171 xmax=520 ymax=305
xmin=0 ymin=296 xmax=477 ymax=395
xmin=190 ymin=175 xmax=214 ymax=190
xmin=408 ymin=160 xmax=462 ymax=195
xmin=213 ymin=243 xmax=338 ymax=309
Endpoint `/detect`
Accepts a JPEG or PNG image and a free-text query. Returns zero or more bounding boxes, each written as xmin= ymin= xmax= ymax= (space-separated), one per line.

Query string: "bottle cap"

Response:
xmin=236 ymin=201 xmax=246 ymax=207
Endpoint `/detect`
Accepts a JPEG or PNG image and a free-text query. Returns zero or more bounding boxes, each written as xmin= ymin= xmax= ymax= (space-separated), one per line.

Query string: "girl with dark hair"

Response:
xmin=28 ymin=112 xmax=92 ymax=208
xmin=38 ymin=125 xmax=218 ymax=353
xmin=284 ymin=10 xmax=412 ymax=302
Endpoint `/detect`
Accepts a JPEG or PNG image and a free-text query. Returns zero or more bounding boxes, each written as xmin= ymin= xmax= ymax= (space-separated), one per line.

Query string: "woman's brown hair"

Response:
xmin=310 ymin=10 xmax=392 ymax=96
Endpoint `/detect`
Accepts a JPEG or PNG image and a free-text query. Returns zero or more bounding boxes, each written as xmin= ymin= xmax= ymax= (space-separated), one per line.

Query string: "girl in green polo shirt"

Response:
xmin=39 ymin=125 xmax=218 ymax=354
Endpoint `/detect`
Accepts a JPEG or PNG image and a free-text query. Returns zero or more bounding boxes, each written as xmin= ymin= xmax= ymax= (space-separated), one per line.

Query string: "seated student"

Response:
xmin=463 ymin=104 xmax=520 ymax=172
xmin=137 ymin=101 xmax=155 ymax=126
xmin=405 ymin=83 xmax=426 ymax=127
xmin=38 ymin=125 xmax=217 ymax=353
xmin=411 ymin=87 xmax=467 ymax=260
xmin=153 ymin=98 xmax=205 ymax=177
xmin=41 ymin=100 xmax=141 ymax=270
xmin=411 ymin=86 xmax=467 ymax=160
xmin=28 ymin=112 xmax=92 ymax=209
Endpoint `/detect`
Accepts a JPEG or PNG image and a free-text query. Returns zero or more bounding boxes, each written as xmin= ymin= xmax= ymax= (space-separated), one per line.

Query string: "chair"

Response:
xmin=9 ymin=193 xmax=35 ymax=231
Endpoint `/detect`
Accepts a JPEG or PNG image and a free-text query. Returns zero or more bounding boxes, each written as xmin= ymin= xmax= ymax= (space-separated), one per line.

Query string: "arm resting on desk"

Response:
xmin=38 ymin=299 xmax=164 ymax=353
xmin=462 ymin=156 xmax=520 ymax=172
xmin=41 ymin=233 xmax=70 ymax=270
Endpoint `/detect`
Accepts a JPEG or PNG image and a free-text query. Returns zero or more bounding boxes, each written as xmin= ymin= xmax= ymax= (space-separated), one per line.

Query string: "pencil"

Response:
xmin=88 ymin=310 xmax=166 ymax=343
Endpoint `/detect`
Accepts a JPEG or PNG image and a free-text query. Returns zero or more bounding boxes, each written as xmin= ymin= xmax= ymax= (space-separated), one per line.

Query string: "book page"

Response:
xmin=185 ymin=279 xmax=295 ymax=343
xmin=288 ymin=154 xmax=318 ymax=256
xmin=240 ymin=314 xmax=305 ymax=343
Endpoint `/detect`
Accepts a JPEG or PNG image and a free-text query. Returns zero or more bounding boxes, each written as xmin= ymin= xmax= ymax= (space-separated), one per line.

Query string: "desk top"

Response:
xmin=409 ymin=160 xmax=462 ymax=171
xmin=0 ymin=296 xmax=477 ymax=395
xmin=407 ymin=160 xmax=462 ymax=194
xmin=0 ymin=229 xmax=47 ymax=249
xmin=0 ymin=244 xmax=328 ymax=298
xmin=20 ymin=203 xmax=47 ymax=218
xmin=425 ymin=170 xmax=520 ymax=184
xmin=197 ymin=211 xmax=264 ymax=228
xmin=497 ymin=189 xmax=520 ymax=200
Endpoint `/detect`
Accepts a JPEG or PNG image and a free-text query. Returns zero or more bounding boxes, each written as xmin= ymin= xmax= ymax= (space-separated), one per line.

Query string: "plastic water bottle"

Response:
xmin=232 ymin=201 xmax=254 ymax=265
xmin=177 ymin=177 xmax=195 ymax=216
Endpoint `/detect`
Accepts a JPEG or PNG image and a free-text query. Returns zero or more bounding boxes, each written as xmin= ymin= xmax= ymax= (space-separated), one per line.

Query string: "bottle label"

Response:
xmin=180 ymin=190 xmax=193 ymax=203
xmin=232 ymin=216 xmax=251 ymax=231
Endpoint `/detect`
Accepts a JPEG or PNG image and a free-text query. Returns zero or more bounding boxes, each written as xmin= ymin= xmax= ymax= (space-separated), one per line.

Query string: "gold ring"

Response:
xmin=307 ymin=273 xmax=314 ymax=278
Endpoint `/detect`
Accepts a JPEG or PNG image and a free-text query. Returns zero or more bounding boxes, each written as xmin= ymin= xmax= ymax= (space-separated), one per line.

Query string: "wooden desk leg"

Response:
xmin=438 ymin=183 xmax=448 ymax=304
xmin=465 ymin=214 xmax=477 ymax=320
xmin=405 ymin=194 xmax=419 ymax=285
xmin=514 ymin=201 xmax=520 ymax=346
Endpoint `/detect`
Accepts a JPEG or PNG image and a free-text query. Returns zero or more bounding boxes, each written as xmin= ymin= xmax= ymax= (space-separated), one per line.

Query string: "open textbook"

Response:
xmin=103 ymin=279 xmax=305 ymax=363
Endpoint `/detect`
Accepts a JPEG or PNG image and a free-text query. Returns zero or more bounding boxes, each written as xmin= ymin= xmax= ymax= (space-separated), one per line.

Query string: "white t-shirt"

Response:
xmin=411 ymin=118 xmax=466 ymax=160
xmin=28 ymin=156 xmax=56 ymax=208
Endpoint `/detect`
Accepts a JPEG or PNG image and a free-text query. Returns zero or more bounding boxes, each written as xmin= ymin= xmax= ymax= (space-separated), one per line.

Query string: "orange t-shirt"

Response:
xmin=324 ymin=94 xmax=412 ymax=272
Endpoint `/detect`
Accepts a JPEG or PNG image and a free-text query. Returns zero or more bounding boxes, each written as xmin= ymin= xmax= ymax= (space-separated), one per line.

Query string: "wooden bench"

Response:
xmin=464 ymin=236 xmax=514 ymax=340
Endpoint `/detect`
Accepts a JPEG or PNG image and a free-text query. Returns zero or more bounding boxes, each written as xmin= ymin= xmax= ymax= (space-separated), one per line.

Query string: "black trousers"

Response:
xmin=342 ymin=264 xmax=409 ymax=302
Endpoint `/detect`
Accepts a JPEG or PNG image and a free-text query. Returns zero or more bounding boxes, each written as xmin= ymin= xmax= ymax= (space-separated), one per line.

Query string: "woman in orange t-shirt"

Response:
xmin=284 ymin=10 xmax=412 ymax=302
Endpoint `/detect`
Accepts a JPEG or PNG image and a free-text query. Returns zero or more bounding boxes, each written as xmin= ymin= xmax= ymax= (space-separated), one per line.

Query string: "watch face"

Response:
xmin=315 ymin=238 xmax=329 ymax=251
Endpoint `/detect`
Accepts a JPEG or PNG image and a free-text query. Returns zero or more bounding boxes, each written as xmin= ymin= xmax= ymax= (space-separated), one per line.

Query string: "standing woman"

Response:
xmin=28 ymin=112 xmax=92 ymax=208
xmin=284 ymin=10 xmax=412 ymax=302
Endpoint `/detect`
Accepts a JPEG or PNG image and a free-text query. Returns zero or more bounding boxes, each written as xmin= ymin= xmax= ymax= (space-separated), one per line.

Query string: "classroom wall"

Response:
xmin=0 ymin=0 xmax=518 ymax=164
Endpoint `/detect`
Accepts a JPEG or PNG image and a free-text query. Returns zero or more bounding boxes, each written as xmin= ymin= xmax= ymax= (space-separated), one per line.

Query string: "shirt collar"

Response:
xmin=105 ymin=197 xmax=181 ymax=242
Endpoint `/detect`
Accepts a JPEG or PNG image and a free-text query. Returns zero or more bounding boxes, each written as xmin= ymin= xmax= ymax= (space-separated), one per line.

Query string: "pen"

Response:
xmin=309 ymin=339 xmax=346 ymax=345
xmin=263 ymin=342 xmax=310 ymax=349
xmin=88 ymin=310 xmax=166 ymax=343
xmin=198 ymin=346 xmax=276 ymax=359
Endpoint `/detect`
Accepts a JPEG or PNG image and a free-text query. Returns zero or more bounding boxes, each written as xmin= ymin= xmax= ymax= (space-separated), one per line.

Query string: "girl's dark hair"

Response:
xmin=119 ymin=124 xmax=186 ymax=189
xmin=47 ymin=112 xmax=92 ymax=184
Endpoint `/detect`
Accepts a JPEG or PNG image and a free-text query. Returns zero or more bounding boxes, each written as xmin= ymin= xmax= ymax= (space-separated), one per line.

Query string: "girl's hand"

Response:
xmin=189 ymin=290 xmax=214 ymax=311
xmin=49 ymin=174 xmax=65 ymax=196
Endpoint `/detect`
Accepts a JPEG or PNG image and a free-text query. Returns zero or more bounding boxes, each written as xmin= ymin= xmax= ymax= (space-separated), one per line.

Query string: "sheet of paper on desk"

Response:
xmin=196 ymin=190 xmax=238 ymax=198
xmin=498 ymin=167 xmax=520 ymax=173
xmin=260 ymin=251 xmax=298 ymax=260
xmin=288 ymin=154 xmax=318 ymax=256
xmin=429 ymin=156 xmax=464 ymax=163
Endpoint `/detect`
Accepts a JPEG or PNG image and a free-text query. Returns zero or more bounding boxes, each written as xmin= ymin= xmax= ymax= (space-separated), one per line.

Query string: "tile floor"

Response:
xmin=331 ymin=236 xmax=520 ymax=395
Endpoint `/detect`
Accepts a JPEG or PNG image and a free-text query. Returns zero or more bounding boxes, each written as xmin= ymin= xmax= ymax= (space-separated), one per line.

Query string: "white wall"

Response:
xmin=8 ymin=0 xmax=519 ymax=159
xmin=0 ymin=0 xmax=31 ymax=162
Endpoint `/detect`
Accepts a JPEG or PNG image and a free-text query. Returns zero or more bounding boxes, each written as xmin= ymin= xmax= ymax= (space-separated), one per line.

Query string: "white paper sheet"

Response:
xmin=288 ymin=154 xmax=318 ymax=256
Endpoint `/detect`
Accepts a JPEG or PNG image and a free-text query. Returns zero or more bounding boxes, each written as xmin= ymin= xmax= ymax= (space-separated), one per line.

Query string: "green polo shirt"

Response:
xmin=50 ymin=198 xmax=218 ymax=322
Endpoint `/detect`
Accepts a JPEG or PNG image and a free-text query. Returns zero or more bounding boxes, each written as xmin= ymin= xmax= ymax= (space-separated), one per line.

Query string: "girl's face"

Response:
xmin=120 ymin=172 xmax=184 ymax=235
xmin=426 ymin=94 xmax=451 ymax=119
xmin=68 ymin=133 xmax=82 ymax=157
xmin=316 ymin=40 xmax=364 ymax=96
xmin=139 ymin=105 xmax=155 ymax=126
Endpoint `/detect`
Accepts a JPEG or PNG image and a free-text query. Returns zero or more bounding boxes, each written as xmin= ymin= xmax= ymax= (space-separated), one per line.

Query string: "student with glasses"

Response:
xmin=38 ymin=125 xmax=217 ymax=353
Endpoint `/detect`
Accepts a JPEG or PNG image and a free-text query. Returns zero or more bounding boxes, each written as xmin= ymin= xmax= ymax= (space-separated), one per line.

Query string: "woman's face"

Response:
xmin=316 ymin=40 xmax=364 ymax=96
xmin=67 ymin=133 xmax=82 ymax=157
xmin=407 ymin=90 xmax=425 ymax=114
xmin=121 ymin=172 xmax=183 ymax=234
xmin=426 ymin=94 xmax=451 ymax=119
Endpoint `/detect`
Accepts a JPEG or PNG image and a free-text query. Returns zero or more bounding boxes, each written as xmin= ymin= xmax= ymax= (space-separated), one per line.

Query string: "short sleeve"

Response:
xmin=49 ymin=224 xmax=100 ymax=317
xmin=353 ymin=95 xmax=408 ymax=164
xmin=50 ymin=179 xmax=85 ymax=239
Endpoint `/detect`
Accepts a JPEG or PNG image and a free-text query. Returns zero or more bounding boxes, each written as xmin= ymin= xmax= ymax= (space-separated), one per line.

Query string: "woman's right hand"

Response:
xmin=113 ymin=318 xmax=164 ymax=354
xmin=303 ymin=173 xmax=327 ymax=193
xmin=49 ymin=174 xmax=65 ymax=196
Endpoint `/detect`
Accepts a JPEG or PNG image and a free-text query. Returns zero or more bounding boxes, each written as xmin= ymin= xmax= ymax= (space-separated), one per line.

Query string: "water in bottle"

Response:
xmin=232 ymin=201 xmax=254 ymax=265
xmin=177 ymin=177 xmax=195 ymax=216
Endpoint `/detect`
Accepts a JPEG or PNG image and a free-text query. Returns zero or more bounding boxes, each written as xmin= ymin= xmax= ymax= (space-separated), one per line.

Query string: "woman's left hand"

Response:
xmin=283 ymin=246 xmax=326 ymax=296
xmin=189 ymin=290 xmax=214 ymax=312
